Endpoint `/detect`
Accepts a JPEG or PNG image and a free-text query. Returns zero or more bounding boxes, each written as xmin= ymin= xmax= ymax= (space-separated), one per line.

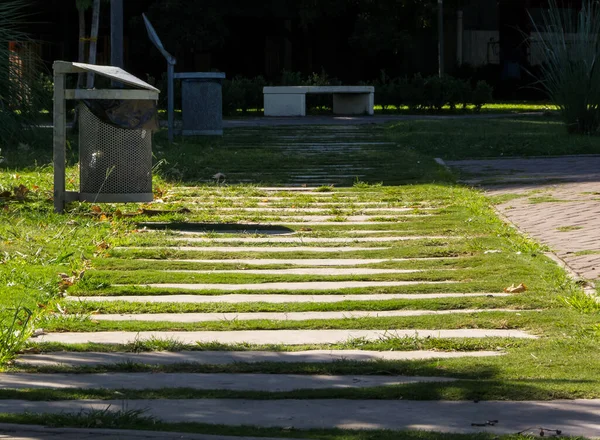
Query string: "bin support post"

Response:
xmin=53 ymin=69 xmax=67 ymax=213
xmin=167 ymin=62 xmax=175 ymax=143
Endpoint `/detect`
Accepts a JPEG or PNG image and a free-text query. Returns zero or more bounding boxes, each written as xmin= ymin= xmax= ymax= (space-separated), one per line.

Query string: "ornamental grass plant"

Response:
xmin=531 ymin=0 xmax=600 ymax=134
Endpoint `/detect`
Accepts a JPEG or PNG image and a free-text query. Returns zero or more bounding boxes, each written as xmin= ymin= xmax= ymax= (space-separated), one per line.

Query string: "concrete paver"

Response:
xmin=138 ymin=258 xmax=452 ymax=266
xmin=207 ymin=207 xmax=427 ymax=213
xmin=120 ymin=246 xmax=389 ymax=253
xmin=89 ymin=309 xmax=529 ymax=323
xmin=170 ymin=236 xmax=449 ymax=243
xmin=67 ymin=292 xmax=510 ymax=304
xmin=0 ymin=424 xmax=303 ymax=440
xmin=133 ymin=280 xmax=457 ymax=291
xmin=0 ymin=399 xmax=597 ymax=438
xmin=34 ymin=329 xmax=536 ymax=345
xmin=163 ymin=268 xmax=426 ymax=275
xmin=15 ymin=350 xmax=505 ymax=367
xmin=0 ymin=373 xmax=456 ymax=391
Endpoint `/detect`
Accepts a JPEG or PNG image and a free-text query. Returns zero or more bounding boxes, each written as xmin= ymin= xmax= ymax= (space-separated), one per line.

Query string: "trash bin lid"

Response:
xmin=72 ymin=62 xmax=159 ymax=92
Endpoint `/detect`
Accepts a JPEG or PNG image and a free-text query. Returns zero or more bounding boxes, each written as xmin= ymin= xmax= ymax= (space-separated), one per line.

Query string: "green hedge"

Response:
xmin=373 ymin=73 xmax=493 ymax=112
xmin=150 ymin=69 xmax=494 ymax=116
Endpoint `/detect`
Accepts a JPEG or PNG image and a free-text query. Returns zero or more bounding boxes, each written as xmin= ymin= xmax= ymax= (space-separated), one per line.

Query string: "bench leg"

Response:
xmin=264 ymin=93 xmax=306 ymax=116
xmin=333 ymin=93 xmax=374 ymax=115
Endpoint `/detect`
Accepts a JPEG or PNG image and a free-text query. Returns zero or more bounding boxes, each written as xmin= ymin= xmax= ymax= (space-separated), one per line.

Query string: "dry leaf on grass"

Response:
xmin=504 ymin=283 xmax=527 ymax=293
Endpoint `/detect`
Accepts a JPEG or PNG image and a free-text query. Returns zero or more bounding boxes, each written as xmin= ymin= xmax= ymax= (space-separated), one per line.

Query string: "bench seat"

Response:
xmin=263 ymin=86 xmax=375 ymax=117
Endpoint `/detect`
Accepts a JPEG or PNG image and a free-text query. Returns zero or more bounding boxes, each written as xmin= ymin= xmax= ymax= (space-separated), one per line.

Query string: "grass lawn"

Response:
xmin=0 ymin=116 xmax=599 ymax=437
xmin=385 ymin=115 xmax=600 ymax=159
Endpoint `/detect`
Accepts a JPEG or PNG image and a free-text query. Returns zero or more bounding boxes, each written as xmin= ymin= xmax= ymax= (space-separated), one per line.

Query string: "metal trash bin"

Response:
xmin=175 ymin=72 xmax=226 ymax=136
xmin=53 ymin=61 xmax=160 ymax=213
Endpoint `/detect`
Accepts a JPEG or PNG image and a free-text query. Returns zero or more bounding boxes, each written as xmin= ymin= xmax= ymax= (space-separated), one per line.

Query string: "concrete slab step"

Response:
xmin=15 ymin=350 xmax=505 ymax=367
xmin=203 ymin=207 xmax=431 ymax=213
xmin=129 ymin=281 xmax=458 ymax=291
xmin=1 ymin=399 xmax=596 ymax=437
xmin=87 ymin=309 xmax=533 ymax=323
xmin=0 ymin=373 xmax=456 ymax=391
xmin=234 ymin=216 xmax=431 ymax=222
xmin=16 ymin=350 xmax=505 ymax=367
xmin=278 ymin=221 xmax=430 ymax=225
xmin=135 ymin=258 xmax=453 ymax=266
xmin=34 ymin=329 xmax=537 ymax=345
xmin=119 ymin=246 xmax=389 ymax=253
xmin=165 ymin=230 xmax=424 ymax=235
xmin=170 ymin=236 xmax=453 ymax=243
xmin=161 ymin=268 xmax=427 ymax=275
xmin=0 ymin=424 xmax=310 ymax=440
xmin=67 ymin=292 xmax=510 ymax=304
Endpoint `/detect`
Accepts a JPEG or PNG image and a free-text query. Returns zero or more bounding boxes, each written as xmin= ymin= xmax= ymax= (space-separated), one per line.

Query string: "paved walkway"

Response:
xmin=0 ymin=424 xmax=301 ymax=440
xmin=9 ymin=121 xmax=595 ymax=440
xmin=447 ymin=155 xmax=600 ymax=282
xmin=1 ymin=400 xmax=598 ymax=438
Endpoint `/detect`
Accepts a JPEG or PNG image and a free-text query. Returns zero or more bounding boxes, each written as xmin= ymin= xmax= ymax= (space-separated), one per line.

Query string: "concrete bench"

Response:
xmin=263 ymin=86 xmax=374 ymax=117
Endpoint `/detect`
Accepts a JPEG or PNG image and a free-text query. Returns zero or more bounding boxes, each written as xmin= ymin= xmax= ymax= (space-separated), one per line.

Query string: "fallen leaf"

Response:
xmin=91 ymin=205 xmax=102 ymax=213
xmin=504 ymin=283 xmax=527 ymax=293
xmin=95 ymin=241 xmax=110 ymax=250
xmin=13 ymin=184 xmax=29 ymax=200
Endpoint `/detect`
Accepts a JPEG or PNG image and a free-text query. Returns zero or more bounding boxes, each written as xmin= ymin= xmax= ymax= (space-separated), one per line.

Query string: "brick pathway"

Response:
xmin=447 ymin=155 xmax=600 ymax=281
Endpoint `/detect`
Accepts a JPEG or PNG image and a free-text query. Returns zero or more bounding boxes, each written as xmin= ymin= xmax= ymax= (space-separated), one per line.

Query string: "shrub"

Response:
xmin=222 ymin=75 xmax=267 ymax=115
xmin=0 ymin=0 xmax=48 ymax=148
xmin=280 ymin=69 xmax=305 ymax=86
xmin=531 ymin=0 xmax=600 ymax=134
xmin=472 ymin=81 xmax=494 ymax=112
xmin=371 ymin=74 xmax=492 ymax=113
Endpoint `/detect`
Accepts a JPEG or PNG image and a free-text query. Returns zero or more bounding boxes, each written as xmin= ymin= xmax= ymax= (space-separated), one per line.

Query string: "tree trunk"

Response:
xmin=86 ymin=0 xmax=100 ymax=88
xmin=77 ymin=6 xmax=86 ymax=89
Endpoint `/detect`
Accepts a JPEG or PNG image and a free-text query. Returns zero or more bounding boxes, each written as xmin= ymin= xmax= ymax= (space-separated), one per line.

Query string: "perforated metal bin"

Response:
xmin=78 ymin=104 xmax=153 ymax=202
xmin=53 ymin=61 xmax=160 ymax=213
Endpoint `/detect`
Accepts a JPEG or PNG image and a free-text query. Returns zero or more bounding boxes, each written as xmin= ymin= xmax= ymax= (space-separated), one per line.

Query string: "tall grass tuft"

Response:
xmin=0 ymin=306 xmax=35 ymax=366
xmin=0 ymin=0 xmax=49 ymax=149
xmin=530 ymin=0 xmax=600 ymax=134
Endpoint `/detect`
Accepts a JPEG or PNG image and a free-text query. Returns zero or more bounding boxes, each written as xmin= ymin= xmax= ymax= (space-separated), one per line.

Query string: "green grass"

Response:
xmin=2 ymin=119 xmax=600 ymax=434
xmin=556 ymin=226 xmax=584 ymax=232
xmin=385 ymin=116 xmax=600 ymax=159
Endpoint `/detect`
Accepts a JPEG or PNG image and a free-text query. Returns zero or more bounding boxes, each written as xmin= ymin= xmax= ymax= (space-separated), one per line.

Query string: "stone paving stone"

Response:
xmin=90 ymin=309 xmax=528 ymax=323
xmin=0 ymin=424 xmax=303 ymax=440
xmin=138 ymin=257 xmax=454 ymax=266
xmin=207 ymin=207 xmax=426 ymax=212
xmin=163 ymin=268 xmax=426 ymax=275
xmin=15 ymin=350 xmax=505 ymax=367
xmin=34 ymin=329 xmax=537 ymax=345
xmin=0 ymin=373 xmax=456 ymax=391
xmin=119 ymin=246 xmax=389 ymax=253
xmin=1 ymin=399 xmax=597 ymax=437
xmin=67 ymin=292 xmax=509 ymax=304
xmin=133 ymin=280 xmax=457 ymax=291
xmin=169 ymin=236 xmax=451 ymax=243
